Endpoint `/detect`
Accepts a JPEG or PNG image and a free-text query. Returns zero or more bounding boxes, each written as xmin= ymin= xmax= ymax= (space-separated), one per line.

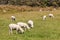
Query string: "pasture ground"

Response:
xmin=0 ymin=7 xmax=60 ymax=40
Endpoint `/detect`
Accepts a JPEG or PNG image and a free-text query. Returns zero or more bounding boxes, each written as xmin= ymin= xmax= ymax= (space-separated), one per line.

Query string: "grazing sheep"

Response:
xmin=48 ymin=13 xmax=54 ymax=18
xmin=28 ymin=20 xmax=34 ymax=28
xmin=17 ymin=22 xmax=30 ymax=31
xmin=43 ymin=15 xmax=46 ymax=20
xmin=3 ymin=10 xmax=6 ymax=13
xmin=11 ymin=16 xmax=16 ymax=21
xmin=53 ymin=8 xmax=56 ymax=10
xmin=9 ymin=23 xmax=24 ymax=34
xmin=39 ymin=9 xmax=42 ymax=11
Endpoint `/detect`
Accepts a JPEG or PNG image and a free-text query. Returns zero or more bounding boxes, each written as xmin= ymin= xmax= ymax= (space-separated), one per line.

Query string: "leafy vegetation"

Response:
xmin=0 ymin=0 xmax=60 ymax=7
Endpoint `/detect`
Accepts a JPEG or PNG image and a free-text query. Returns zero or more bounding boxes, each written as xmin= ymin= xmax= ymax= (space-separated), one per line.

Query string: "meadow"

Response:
xmin=0 ymin=6 xmax=60 ymax=40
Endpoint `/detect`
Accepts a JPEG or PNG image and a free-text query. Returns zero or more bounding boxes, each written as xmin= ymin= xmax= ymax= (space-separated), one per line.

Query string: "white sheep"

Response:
xmin=39 ymin=9 xmax=42 ymax=11
xmin=9 ymin=23 xmax=24 ymax=34
xmin=43 ymin=15 xmax=46 ymax=20
xmin=3 ymin=10 xmax=6 ymax=13
xmin=28 ymin=20 xmax=34 ymax=28
xmin=11 ymin=16 xmax=16 ymax=21
xmin=48 ymin=13 xmax=54 ymax=18
xmin=17 ymin=22 xmax=30 ymax=31
xmin=54 ymin=8 xmax=56 ymax=10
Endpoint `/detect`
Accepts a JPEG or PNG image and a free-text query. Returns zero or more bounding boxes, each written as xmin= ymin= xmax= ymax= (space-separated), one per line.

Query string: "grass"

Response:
xmin=0 ymin=8 xmax=60 ymax=40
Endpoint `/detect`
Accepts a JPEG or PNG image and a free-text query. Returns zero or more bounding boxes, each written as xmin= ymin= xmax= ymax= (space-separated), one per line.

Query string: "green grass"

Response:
xmin=0 ymin=9 xmax=60 ymax=40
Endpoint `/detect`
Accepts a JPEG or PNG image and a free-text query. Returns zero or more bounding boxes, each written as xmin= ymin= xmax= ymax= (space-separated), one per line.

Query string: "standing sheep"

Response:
xmin=17 ymin=22 xmax=30 ymax=31
xmin=42 ymin=15 xmax=46 ymax=20
xmin=11 ymin=16 xmax=16 ymax=21
xmin=28 ymin=20 xmax=34 ymax=28
xmin=9 ymin=23 xmax=24 ymax=34
xmin=48 ymin=13 xmax=54 ymax=18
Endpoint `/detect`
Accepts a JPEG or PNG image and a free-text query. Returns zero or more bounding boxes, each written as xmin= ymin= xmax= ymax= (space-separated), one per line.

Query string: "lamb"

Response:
xmin=42 ymin=15 xmax=46 ymax=20
xmin=11 ymin=16 xmax=16 ymax=21
xmin=9 ymin=23 xmax=24 ymax=34
xmin=28 ymin=20 xmax=34 ymax=28
xmin=48 ymin=13 xmax=54 ymax=18
xmin=17 ymin=22 xmax=30 ymax=31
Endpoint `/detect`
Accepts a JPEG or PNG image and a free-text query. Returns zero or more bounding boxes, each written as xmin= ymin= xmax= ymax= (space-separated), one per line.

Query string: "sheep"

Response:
xmin=39 ymin=9 xmax=42 ymax=11
xmin=53 ymin=8 xmax=56 ymax=10
xmin=48 ymin=13 xmax=54 ymax=18
xmin=11 ymin=16 xmax=16 ymax=21
xmin=3 ymin=10 xmax=6 ymax=13
xmin=9 ymin=23 xmax=24 ymax=34
xmin=28 ymin=20 xmax=34 ymax=28
xmin=17 ymin=22 xmax=30 ymax=31
xmin=42 ymin=15 xmax=46 ymax=20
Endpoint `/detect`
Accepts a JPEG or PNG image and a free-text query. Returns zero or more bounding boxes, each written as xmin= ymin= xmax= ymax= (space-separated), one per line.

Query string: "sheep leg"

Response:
xmin=16 ymin=28 xmax=18 ymax=34
xmin=24 ymin=27 xmax=26 ymax=31
xmin=9 ymin=28 xmax=13 ymax=35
